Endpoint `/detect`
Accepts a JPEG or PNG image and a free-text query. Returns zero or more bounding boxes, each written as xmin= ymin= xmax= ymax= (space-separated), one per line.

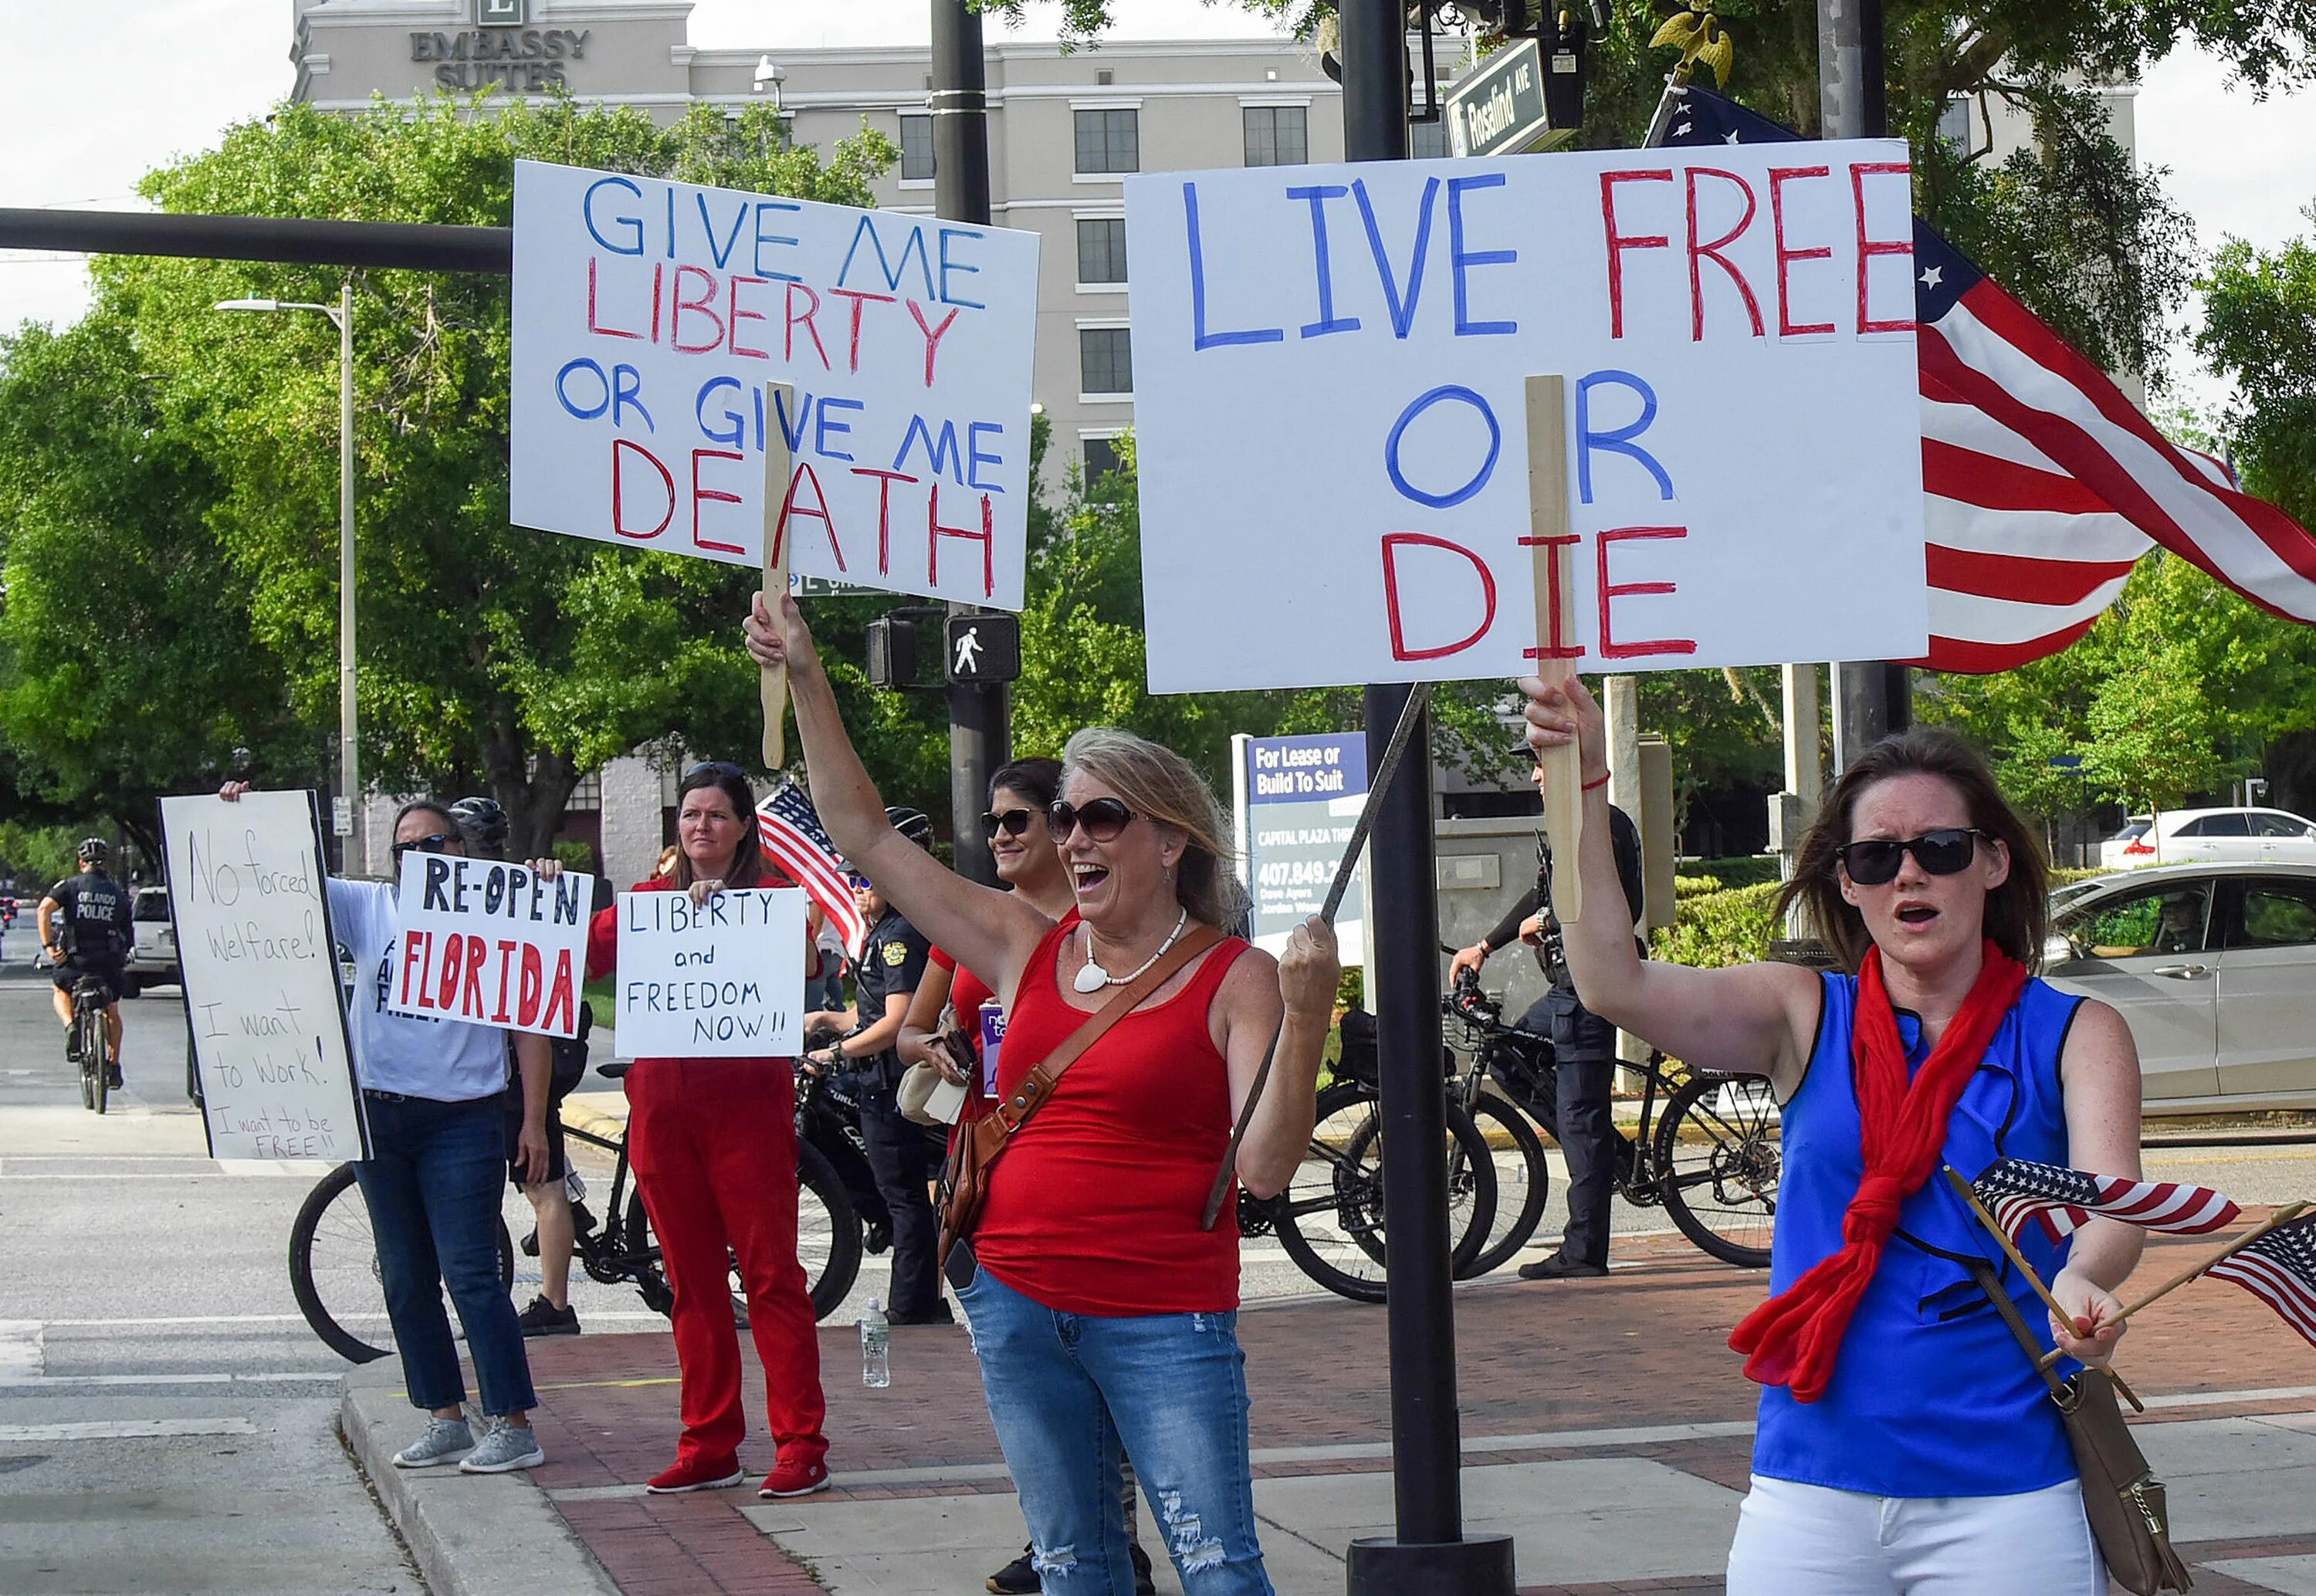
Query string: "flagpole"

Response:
xmin=2035 ymin=1200 xmax=2313 ymax=1371
xmin=1945 ymin=1168 xmax=2144 ymax=1409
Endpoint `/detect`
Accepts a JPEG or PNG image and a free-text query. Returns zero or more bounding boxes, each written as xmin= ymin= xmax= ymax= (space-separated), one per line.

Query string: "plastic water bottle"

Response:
xmin=564 ymin=1169 xmax=587 ymax=1205
xmin=860 ymin=1298 xmax=891 ymax=1388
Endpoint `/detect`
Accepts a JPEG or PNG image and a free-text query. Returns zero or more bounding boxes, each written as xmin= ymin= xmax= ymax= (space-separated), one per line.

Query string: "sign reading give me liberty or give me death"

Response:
xmin=509 ymin=160 xmax=1041 ymax=609
xmin=160 ymin=790 xmax=367 ymax=1161
xmin=614 ymin=887 xmax=807 ymax=1059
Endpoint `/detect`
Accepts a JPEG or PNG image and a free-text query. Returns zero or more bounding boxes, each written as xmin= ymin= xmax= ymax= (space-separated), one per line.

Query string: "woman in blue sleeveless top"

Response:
xmin=1522 ymin=675 xmax=2145 ymax=1596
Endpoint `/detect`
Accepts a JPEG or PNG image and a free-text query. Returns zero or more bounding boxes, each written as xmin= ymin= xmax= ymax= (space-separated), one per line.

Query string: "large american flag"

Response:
xmin=1973 ymin=1156 xmax=2241 ymax=1244
xmin=2210 ymin=1214 xmax=2316 ymax=1351
xmin=1657 ymin=86 xmax=2316 ymax=671
xmin=757 ymin=782 xmax=868 ymax=958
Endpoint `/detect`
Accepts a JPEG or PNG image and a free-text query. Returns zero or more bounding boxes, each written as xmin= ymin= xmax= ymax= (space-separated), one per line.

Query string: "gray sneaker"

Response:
xmin=458 ymin=1417 xmax=545 ymax=1474
xmin=392 ymin=1416 xmax=473 ymax=1469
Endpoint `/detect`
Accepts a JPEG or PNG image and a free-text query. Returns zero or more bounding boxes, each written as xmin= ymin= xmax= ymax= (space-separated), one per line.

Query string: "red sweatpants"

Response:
xmin=626 ymin=1057 xmax=828 ymax=1471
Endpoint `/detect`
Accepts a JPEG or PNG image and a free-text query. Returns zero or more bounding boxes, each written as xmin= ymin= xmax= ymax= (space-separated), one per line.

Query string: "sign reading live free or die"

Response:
xmin=510 ymin=160 xmax=1041 ymax=608
xmin=1123 ymin=140 xmax=1929 ymax=692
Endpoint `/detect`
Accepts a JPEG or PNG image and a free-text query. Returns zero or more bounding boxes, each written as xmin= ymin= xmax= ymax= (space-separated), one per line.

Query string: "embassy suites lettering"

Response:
xmin=411 ymin=29 xmax=590 ymax=92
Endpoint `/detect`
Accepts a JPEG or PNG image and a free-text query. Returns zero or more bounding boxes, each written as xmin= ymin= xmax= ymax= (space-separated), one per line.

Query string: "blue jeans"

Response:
xmin=957 ymin=1261 xmax=1270 ymax=1595
xmin=354 ymin=1093 xmax=537 ymax=1417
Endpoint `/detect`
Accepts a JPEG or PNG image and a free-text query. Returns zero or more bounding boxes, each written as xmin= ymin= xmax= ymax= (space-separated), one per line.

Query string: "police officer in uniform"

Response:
xmin=803 ymin=807 xmax=949 ymax=1324
xmin=1450 ymin=758 xmax=1647 ymax=1280
xmin=40 ymin=839 xmax=137 ymax=1090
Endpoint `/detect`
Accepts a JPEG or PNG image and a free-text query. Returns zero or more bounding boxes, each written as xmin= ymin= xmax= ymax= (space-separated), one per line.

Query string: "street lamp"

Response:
xmin=215 ymin=285 xmax=362 ymax=873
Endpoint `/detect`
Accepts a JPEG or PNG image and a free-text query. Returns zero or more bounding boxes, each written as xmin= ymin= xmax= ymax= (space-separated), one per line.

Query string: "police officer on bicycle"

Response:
xmin=1449 ymin=759 xmax=1646 ymax=1280
xmin=40 ymin=839 xmax=134 ymax=1090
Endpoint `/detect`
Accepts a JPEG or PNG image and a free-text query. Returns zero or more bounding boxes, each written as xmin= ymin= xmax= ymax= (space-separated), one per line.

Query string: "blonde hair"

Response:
xmin=1061 ymin=726 xmax=1249 ymax=930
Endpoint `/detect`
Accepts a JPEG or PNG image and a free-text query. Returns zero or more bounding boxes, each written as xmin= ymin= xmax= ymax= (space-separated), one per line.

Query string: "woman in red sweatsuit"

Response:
xmin=581 ymin=761 xmax=831 ymax=1499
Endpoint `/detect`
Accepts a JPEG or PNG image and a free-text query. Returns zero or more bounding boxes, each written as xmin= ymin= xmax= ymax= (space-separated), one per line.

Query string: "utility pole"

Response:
xmin=337 ymin=279 xmax=362 ymax=875
xmin=931 ymin=0 xmax=1007 ymax=885
xmin=1339 ymin=4 xmax=1515 ymax=1592
xmin=1820 ymin=0 xmax=1911 ymax=769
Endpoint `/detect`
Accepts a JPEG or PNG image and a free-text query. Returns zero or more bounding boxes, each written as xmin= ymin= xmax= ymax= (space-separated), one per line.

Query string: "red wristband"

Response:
xmin=1581 ymin=772 xmax=1611 ymax=792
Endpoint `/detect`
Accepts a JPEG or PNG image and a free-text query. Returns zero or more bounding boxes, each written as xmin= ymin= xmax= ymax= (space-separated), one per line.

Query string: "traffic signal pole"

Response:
xmin=931 ymin=0 xmax=1008 ymax=885
xmin=1339 ymin=3 xmax=1515 ymax=1591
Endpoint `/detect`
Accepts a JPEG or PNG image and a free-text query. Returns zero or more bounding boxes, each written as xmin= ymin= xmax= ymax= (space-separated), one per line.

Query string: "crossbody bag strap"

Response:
xmin=1967 ymin=1256 xmax=2072 ymax=1402
xmin=967 ymin=925 xmax=1224 ymax=1165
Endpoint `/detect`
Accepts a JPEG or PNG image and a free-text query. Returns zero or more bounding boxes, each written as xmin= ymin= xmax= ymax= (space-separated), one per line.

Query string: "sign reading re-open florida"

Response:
xmin=510 ymin=160 xmax=1041 ymax=608
xmin=1122 ymin=140 xmax=1928 ymax=691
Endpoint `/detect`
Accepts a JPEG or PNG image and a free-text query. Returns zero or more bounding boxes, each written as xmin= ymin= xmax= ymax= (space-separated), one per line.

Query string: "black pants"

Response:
xmin=1518 ymin=989 xmax=1619 ymax=1267
xmin=854 ymin=1064 xmax=943 ymax=1320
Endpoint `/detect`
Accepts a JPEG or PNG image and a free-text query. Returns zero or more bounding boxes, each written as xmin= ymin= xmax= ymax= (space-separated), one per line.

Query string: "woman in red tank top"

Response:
xmin=749 ymin=595 xmax=1339 ymax=1596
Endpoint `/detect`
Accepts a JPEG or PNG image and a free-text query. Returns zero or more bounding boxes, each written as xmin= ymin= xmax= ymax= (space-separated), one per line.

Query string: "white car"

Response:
xmin=124 ymin=885 xmax=181 ymax=993
xmin=2099 ymin=807 xmax=2316 ymax=870
xmin=2043 ymin=862 xmax=2316 ymax=1113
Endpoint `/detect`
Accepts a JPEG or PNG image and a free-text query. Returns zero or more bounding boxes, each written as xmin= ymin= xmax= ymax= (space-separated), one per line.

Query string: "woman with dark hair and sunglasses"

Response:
xmin=747 ymin=595 xmax=1336 ymax=1596
xmin=560 ymin=762 xmax=831 ymax=1499
xmin=1520 ymin=676 xmax=2143 ymax=1595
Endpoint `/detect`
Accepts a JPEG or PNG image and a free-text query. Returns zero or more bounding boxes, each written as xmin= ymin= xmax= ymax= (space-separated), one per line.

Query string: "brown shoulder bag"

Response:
xmin=1969 ymin=1259 xmax=2193 ymax=1594
xmin=936 ymin=925 xmax=1222 ymax=1276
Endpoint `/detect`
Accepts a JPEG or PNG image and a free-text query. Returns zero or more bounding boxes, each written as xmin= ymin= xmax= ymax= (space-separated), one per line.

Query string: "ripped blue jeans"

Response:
xmin=957 ymin=1263 xmax=1271 ymax=1595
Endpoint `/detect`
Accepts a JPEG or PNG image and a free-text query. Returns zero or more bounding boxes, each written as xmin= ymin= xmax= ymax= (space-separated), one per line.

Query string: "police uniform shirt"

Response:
xmin=852 ymin=908 xmax=930 ymax=1070
xmin=47 ymin=871 xmax=134 ymax=962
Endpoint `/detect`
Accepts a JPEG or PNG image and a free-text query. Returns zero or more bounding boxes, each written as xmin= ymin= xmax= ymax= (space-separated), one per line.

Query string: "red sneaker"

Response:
xmin=758 ymin=1455 xmax=830 ymax=1498
xmin=645 ymin=1456 xmax=745 ymax=1494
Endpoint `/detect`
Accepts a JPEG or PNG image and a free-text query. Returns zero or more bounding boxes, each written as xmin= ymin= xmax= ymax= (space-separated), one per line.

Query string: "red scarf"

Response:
xmin=1727 ymin=939 xmax=2027 ymax=1403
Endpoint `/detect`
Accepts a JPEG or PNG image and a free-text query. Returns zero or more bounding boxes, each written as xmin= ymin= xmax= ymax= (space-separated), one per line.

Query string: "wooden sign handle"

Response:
xmin=1525 ymin=374 xmax=1582 ymax=925
xmin=760 ymin=380 xmax=795 ymax=769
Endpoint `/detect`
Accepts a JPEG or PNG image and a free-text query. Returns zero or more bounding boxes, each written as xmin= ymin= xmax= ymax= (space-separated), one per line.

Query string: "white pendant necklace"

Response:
xmin=1074 ymin=907 xmax=1189 ymax=995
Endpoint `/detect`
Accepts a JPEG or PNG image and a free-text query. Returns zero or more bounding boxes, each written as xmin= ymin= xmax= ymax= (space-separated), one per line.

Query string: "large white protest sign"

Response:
xmin=385 ymin=854 xmax=594 ymax=1039
xmin=615 ymin=888 xmax=806 ymax=1059
xmin=511 ymin=160 xmax=1041 ymax=609
xmin=160 ymin=791 xmax=367 ymax=1161
xmin=1123 ymin=140 xmax=1928 ymax=691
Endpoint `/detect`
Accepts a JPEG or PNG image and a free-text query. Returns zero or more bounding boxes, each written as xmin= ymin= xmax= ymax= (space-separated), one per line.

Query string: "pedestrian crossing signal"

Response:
xmin=943 ymin=614 xmax=1020 ymax=685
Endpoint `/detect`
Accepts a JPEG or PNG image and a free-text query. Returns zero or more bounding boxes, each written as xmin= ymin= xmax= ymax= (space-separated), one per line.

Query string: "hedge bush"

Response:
xmin=1651 ymin=880 xmax=1784 ymax=969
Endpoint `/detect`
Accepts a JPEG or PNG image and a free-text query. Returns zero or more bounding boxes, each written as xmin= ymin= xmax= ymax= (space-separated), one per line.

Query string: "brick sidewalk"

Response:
xmin=518 ymin=1230 xmax=2316 ymax=1595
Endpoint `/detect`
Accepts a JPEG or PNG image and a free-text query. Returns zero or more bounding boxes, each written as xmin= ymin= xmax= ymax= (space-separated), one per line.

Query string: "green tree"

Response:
xmin=8 ymin=96 xmax=909 ymax=862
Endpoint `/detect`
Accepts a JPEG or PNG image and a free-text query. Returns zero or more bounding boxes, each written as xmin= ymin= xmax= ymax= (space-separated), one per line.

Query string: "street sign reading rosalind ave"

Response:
xmin=1444 ymin=37 xmax=1575 ymax=159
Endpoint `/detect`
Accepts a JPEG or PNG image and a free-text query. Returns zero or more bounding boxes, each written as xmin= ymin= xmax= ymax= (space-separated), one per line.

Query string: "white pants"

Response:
xmin=1725 ymin=1474 xmax=2105 ymax=1596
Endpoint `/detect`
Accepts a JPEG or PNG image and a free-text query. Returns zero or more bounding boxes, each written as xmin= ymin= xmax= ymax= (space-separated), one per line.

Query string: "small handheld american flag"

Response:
xmin=1973 ymin=1157 xmax=2241 ymax=1245
xmin=757 ymin=782 xmax=869 ymax=959
xmin=2209 ymin=1215 xmax=2316 ymax=1351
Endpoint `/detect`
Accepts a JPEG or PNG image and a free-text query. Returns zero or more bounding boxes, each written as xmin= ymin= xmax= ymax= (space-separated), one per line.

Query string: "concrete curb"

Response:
xmin=341 ymin=1364 xmax=622 ymax=1596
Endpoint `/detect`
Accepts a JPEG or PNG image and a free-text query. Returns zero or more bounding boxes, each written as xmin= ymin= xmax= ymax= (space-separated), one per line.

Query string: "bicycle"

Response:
xmin=1441 ymin=965 xmax=1779 ymax=1269
xmin=68 ymin=974 xmax=112 ymax=1115
xmin=289 ymin=1062 xmax=863 ymax=1364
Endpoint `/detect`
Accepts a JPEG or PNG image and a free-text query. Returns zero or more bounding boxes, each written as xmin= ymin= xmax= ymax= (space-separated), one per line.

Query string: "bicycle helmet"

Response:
xmin=447 ymin=796 xmax=510 ymax=857
xmin=884 ymin=806 xmax=936 ymax=849
xmin=76 ymin=837 xmax=107 ymax=865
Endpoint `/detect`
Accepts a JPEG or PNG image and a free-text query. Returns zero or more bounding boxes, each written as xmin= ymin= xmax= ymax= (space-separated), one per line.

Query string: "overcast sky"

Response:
xmin=2 ymin=2 xmax=2308 ymax=411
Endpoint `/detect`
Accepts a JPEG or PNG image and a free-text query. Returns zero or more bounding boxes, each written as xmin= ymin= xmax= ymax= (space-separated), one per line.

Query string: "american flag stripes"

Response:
xmin=756 ymin=782 xmax=868 ymax=959
xmin=1972 ymin=1157 xmax=2241 ymax=1245
xmin=1657 ymin=86 xmax=2316 ymax=672
xmin=2209 ymin=1214 xmax=2316 ymax=1351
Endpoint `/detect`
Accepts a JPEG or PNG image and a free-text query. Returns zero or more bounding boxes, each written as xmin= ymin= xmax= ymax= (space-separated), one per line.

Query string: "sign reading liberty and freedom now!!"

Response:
xmin=385 ymin=854 xmax=594 ymax=1040
xmin=510 ymin=160 xmax=1041 ymax=608
xmin=1122 ymin=140 xmax=1928 ymax=692
xmin=615 ymin=887 xmax=807 ymax=1060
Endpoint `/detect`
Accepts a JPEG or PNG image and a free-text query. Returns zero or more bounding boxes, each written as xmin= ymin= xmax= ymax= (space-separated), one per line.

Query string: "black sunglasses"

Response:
xmin=1046 ymin=797 xmax=1137 ymax=844
xmin=981 ymin=809 xmax=1038 ymax=838
xmin=1834 ymin=828 xmax=1986 ymax=886
xmin=392 ymin=832 xmax=461 ymax=861
xmin=684 ymin=760 xmax=747 ymax=782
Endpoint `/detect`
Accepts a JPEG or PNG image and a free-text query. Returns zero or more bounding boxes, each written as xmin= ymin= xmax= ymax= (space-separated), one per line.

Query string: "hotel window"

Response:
xmin=1075 ymin=108 xmax=1139 ymax=174
xmin=1083 ymin=435 xmax=1123 ymax=483
xmin=1077 ymin=217 xmax=1127 ymax=284
xmin=1243 ymin=104 xmax=1308 ymax=167
xmin=899 ymin=114 xmax=935 ymax=181
xmin=1079 ymin=327 xmax=1133 ymax=394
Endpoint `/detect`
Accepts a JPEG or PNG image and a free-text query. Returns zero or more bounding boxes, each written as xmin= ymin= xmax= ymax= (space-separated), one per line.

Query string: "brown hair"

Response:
xmin=671 ymin=764 xmax=770 ymax=889
xmin=1773 ymin=728 xmax=2049 ymax=973
xmin=1061 ymin=728 xmax=1249 ymax=930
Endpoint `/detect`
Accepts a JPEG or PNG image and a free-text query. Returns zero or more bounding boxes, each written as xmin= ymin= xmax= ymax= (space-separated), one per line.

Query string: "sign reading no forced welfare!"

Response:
xmin=510 ymin=161 xmax=1041 ymax=610
xmin=1122 ymin=140 xmax=1928 ymax=693
xmin=614 ymin=888 xmax=807 ymax=1059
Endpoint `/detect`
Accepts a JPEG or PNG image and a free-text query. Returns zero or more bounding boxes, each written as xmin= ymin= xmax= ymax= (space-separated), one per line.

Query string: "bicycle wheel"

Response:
xmin=1268 ymin=1081 xmax=1496 ymax=1304
xmin=797 ymin=1138 xmax=862 ymax=1321
xmin=1454 ymin=1095 xmax=1549 ymax=1279
xmin=1654 ymin=1073 xmax=1780 ymax=1269
xmin=76 ymin=1003 xmax=106 ymax=1114
xmin=290 ymin=1161 xmax=516 ymax=1364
